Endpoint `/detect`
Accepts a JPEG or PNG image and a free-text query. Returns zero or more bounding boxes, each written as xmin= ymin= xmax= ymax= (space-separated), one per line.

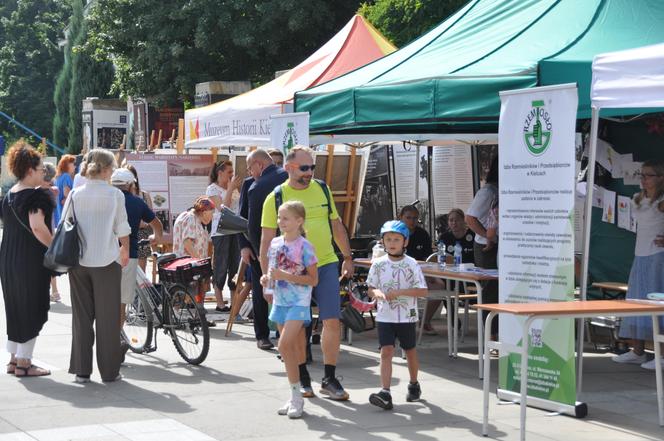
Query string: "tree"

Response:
xmin=85 ymin=0 xmax=363 ymax=106
xmin=0 ymin=0 xmax=68 ymax=146
xmin=66 ymin=0 xmax=114 ymax=153
xmin=52 ymin=0 xmax=78 ymax=149
xmin=359 ymin=0 xmax=466 ymax=47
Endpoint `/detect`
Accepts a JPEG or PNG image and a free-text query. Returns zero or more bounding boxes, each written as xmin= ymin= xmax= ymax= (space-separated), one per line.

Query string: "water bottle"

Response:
xmin=437 ymin=241 xmax=446 ymax=269
xmin=454 ymin=241 xmax=463 ymax=266
xmin=372 ymin=242 xmax=386 ymax=260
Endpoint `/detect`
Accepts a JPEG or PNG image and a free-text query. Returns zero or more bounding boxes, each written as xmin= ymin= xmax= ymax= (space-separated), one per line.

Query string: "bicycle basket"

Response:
xmin=158 ymin=257 xmax=212 ymax=284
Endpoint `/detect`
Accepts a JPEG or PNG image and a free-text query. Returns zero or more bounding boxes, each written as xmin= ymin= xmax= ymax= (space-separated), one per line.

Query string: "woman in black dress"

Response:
xmin=0 ymin=141 xmax=54 ymax=377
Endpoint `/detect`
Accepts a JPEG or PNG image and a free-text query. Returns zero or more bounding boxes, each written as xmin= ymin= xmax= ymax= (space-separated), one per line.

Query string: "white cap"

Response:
xmin=111 ymin=168 xmax=136 ymax=185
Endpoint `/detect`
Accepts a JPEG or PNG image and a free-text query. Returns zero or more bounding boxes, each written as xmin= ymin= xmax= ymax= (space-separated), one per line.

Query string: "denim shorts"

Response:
xmin=269 ymin=305 xmax=311 ymax=326
xmin=312 ymin=262 xmax=341 ymax=320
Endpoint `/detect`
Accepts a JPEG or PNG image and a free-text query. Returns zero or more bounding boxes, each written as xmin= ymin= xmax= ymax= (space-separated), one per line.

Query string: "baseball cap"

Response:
xmin=111 ymin=168 xmax=136 ymax=185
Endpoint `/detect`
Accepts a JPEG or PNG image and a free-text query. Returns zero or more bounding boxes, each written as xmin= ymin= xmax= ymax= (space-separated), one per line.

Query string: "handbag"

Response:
xmin=213 ymin=206 xmax=248 ymax=236
xmin=43 ymin=195 xmax=80 ymax=274
xmin=340 ymin=304 xmax=366 ymax=334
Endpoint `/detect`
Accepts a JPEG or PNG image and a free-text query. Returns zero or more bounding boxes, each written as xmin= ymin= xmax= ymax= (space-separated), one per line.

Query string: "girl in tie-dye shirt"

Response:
xmin=260 ymin=201 xmax=318 ymax=419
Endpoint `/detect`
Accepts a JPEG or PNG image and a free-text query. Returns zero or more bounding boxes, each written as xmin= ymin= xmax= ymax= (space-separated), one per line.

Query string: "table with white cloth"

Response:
xmin=354 ymin=258 xmax=498 ymax=377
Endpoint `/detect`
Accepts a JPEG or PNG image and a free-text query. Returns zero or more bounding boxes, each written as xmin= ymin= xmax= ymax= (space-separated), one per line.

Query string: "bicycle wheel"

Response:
xmin=122 ymin=287 xmax=154 ymax=353
xmin=167 ymin=284 xmax=209 ymax=365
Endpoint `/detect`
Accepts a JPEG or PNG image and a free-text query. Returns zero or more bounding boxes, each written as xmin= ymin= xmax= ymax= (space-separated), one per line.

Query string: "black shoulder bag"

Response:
xmin=43 ymin=194 xmax=80 ymax=274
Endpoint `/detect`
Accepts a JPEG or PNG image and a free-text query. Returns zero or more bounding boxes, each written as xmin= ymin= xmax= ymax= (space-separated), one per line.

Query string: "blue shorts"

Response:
xmin=269 ymin=305 xmax=311 ymax=326
xmin=312 ymin=262 xmax=341 ymax=321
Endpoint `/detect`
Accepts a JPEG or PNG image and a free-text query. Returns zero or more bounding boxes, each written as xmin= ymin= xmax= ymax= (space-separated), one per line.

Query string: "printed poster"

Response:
xmin=431 ymin=146 xmax=474 ymax=214
xmin=498 ymin=84 xmax=578 ymax=406
xmin=127 ymin=153 xmax=214 ymax=240
xmin=602 ymin=188 xmax=616 ymax=224
xmin=617 ymin=195 xmax=631 ymax=230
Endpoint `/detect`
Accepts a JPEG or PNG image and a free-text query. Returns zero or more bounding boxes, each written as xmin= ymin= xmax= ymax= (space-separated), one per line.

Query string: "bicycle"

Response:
xmin=122 ymin=241 xmax=211 ymax=365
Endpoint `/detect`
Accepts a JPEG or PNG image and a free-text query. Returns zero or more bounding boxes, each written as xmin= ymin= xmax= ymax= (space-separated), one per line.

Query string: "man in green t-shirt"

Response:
xmin=261 ymin=146 xmax=354 ymax=401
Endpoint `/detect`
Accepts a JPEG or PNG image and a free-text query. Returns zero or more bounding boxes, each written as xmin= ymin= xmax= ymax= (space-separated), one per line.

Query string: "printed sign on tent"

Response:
xmin=602 ymin=188 xmax=616 ymax=224
xmin=617 ymin=195 xmax=632 ymax=230
xmin=498 ymin=83 xmax=578 ymax=408
xmin=270 ymin=112 xmax=310 ymax=156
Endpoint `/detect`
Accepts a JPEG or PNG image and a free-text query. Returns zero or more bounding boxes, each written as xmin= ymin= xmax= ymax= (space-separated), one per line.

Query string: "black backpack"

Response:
xmin=273 ymin=179 xmax=333 ymax=235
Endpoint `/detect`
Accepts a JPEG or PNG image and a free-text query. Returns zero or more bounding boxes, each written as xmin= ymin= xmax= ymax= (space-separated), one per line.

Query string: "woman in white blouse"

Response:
xmin=64 ymin=149 xmax=131 ymax=383
xmin=206 ymin=161 xmax=242 ymax=312
xmin=613 ymin=159 xmax=664 ymax=369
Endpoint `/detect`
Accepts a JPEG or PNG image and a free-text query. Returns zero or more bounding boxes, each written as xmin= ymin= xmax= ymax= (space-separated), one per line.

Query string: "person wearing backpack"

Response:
xmin=260 ymin=145 xmax=354 ymax=401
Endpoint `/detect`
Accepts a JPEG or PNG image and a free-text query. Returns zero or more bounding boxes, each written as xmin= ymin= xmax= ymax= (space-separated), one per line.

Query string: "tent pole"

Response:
xmin=577 ymin=106 xmax=600 ymax=395
xmin=415 ymin=143 xmax=421 ymax=206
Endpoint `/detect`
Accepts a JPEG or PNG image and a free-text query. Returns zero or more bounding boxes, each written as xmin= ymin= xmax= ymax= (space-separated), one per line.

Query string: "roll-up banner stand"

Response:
xmin=497 ymin=83 xmax=586 ymax=417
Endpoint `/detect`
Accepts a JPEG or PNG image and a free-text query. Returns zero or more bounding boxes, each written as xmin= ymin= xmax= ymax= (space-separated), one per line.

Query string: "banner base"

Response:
xmin=496 ymin=389 xmax=588 ymax=418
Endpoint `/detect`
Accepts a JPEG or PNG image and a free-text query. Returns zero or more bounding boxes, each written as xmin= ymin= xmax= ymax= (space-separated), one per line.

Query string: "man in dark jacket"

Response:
xmin=237 ymin=149 xmax=288 ymax=349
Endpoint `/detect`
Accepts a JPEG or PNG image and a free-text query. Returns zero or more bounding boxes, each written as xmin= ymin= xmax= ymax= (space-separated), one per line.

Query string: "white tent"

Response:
xmin=580 ymin=42 xmax=664 ymax=399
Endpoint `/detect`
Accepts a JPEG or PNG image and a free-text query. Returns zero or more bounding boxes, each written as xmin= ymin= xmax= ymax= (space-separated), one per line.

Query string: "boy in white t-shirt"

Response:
xmin=367 ymin=220 xmax=428 ymax=410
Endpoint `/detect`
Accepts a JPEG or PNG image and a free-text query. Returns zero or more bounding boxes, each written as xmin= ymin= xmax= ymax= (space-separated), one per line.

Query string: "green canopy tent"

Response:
xmin=295 ymin=0 xmax=664 ymax=137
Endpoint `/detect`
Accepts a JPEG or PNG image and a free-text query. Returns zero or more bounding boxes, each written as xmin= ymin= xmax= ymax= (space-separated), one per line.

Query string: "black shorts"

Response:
xmin=377 ymin=322 xmax=417 ymax=350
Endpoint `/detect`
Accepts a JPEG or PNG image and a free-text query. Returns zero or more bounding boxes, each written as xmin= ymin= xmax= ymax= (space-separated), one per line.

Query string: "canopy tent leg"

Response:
xmin=577 ymin=106 xmax=601 ymax=395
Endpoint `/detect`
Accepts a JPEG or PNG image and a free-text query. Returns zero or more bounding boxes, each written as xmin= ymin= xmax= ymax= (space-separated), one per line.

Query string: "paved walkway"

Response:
xmin=1 ymin=269 xmax=663 ymax=440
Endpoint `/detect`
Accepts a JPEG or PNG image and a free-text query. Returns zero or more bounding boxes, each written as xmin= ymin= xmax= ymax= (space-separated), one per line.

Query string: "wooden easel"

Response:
xmin=323 ymin=144 xmax=359 ymax=232
xmin=225 ymin=260 xmax=248 ymax=336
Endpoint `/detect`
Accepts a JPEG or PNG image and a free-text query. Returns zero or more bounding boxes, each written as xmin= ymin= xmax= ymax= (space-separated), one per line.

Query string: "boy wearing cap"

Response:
xmin=367 ymin=220 xmax=428 ymax=410
xmin=111 ymin=168 xmax=163 ymax=329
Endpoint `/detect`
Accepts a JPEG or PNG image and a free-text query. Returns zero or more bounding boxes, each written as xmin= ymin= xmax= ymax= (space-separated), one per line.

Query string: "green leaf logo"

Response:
xmin=523 ymin=100 xmax=552 ymax=156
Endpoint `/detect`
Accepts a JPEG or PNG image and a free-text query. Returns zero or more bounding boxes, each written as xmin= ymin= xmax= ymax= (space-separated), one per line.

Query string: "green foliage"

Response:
xmin=66 ymin=0 xmax=114 ymax=153
xmin=52 ymin=49 xmax=72 ymax=149
xmin=85 ymin=0 xmax=362 ymax=106
xmin=359 ymin=0 xmax=466 ymax=47
xmin=52 ymin=0 xmax=77 ymax=149
xmin=0 ymin=0 xmax=68 ymax=146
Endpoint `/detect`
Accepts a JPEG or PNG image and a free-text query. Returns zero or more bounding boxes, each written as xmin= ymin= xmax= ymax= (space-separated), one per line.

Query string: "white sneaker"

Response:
xmin=277 ymin=400 xmax=291 ymax=416
xmin=287 ymin=398 xmax=304 ymax=419
xmin=641 ymin=358 xmax=664 ymax=370
xmin=612 ymin=350 xmax=647 ymax=364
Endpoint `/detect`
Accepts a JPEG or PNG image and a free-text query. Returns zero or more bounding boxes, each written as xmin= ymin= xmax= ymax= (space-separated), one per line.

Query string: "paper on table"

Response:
xmin=602 ymin=188 xmax=616 ymax=224
xmin=617 ymin=195 xmax=631 ymax=230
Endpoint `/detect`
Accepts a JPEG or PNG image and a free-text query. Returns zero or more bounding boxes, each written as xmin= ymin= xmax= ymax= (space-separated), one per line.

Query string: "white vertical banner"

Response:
xmin=431 ymin=146 xmax=474 ymax=214
xmin=270 ymin=112 xmax=310 ymax=155
xmin=498 ymin=84 xmax=578 ymax=407
xmin=393 ymin=144 xmax=418 ymax=211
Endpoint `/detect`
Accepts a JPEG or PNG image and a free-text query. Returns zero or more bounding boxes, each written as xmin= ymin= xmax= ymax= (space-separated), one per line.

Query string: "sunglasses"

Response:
xmin=298 ymin=164 xmax=316 ymax=172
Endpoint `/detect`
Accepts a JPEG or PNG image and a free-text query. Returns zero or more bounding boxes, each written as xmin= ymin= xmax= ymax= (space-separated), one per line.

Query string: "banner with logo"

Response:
xmin=270 ymin=112 xmax=310 ymax=155
xmin=498 ymin=84 xmax=578 ymax=406
xmin=185 ymin=104 xmax=280 ymax=148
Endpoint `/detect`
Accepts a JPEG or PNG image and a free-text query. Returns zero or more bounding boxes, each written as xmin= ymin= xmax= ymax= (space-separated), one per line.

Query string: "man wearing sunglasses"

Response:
xmin=260 ymin=145 xmax=354 ymax=401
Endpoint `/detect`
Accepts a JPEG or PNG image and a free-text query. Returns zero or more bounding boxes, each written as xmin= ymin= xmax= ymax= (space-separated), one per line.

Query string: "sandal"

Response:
xmin=14 ymin=364 xmax=51 ymax=377
xmin=423 ymin=323 xmax=438 ymax=335
xmin=6 ymin=361 xmax=16 ymax=374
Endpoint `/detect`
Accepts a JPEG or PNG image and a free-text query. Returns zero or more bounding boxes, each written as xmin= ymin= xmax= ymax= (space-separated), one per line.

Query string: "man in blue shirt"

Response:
xmin=238 ymin=149 xmax=287 ymax=350
xmin=111 ymin=169 xmax=163 ymax=327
